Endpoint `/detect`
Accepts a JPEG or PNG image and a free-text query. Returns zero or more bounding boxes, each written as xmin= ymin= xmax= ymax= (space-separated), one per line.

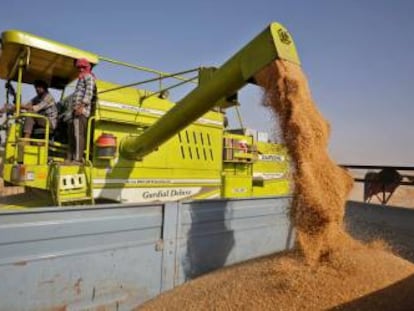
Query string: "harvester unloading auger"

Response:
xmin=120 ymin=23 xmax=300 ymax=159
xmin=0 ymin=23 xmax=300 ymax=207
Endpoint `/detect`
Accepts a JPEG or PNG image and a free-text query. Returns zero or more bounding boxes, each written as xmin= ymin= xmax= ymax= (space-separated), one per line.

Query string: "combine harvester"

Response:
xmin=0 ymin=23 xmax=300 ymax=309
xmin=0 ymin=24 xmax=297 ymax=208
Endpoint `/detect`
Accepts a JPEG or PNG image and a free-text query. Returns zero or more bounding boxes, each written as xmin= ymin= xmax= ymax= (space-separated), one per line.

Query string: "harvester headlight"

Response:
xmin=96 ymin=133 xmax=117 ymax=160
xmin=11 ymin=164 xmax=30 ymax=182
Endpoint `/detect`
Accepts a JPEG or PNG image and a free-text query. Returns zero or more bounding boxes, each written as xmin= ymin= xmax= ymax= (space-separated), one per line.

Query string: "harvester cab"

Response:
xmin=0 ymin=23 xmax=298 ymax=208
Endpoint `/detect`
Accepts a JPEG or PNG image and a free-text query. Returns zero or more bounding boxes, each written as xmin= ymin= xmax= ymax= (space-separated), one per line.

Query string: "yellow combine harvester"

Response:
xmin=0 ymin=23 xmax=299 ymax=207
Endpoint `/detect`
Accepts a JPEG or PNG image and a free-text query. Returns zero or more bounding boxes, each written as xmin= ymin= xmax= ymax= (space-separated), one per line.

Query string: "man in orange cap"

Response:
xmin=65 ymin=58 xmax=97 ymax=163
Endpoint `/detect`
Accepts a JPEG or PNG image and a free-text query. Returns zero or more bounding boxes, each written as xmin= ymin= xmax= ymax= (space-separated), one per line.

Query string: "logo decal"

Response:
xmin=258 ymin=154 xmax=285 ymax=162
xmin=277 ymin=29 xmax=291 ymax=45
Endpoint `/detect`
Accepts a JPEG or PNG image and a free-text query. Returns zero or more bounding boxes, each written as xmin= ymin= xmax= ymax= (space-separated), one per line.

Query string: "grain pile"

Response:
xmin=140 ymin=244 xmax=414 ymax=310
xmin=139 ymin=60 xmax=414 ymax=310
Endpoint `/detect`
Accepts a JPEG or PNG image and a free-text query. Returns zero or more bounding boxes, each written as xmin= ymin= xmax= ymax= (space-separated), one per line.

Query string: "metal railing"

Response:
xmin=8 ymin=113 xmax=51 ymax=165
xmin=98 ymin=56 xmax=199 ymax=96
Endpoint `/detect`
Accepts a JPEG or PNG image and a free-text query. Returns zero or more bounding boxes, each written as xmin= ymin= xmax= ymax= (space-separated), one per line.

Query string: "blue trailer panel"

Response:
xmin=0 ymin=196 xmax=293 ymax=310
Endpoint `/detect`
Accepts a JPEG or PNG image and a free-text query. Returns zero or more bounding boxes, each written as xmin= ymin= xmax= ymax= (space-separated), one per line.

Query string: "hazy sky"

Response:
xmin=1 ymin=0 xmax=413 ymax=165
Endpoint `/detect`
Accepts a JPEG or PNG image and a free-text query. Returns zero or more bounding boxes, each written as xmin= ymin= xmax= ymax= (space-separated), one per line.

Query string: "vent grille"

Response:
xmin=178 ymin=130 xmax=214 ymax=161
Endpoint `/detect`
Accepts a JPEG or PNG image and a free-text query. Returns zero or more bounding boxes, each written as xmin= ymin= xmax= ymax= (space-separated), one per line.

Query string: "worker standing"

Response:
xmin=66 ymin=58 xmax=97 ymax=163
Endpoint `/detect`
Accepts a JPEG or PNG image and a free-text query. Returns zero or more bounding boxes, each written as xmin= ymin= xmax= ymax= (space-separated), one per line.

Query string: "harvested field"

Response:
xmin=349 ymin=182 xmax=414 ymax=208
xmin=138 ymin=60 xmax=414 ymax=310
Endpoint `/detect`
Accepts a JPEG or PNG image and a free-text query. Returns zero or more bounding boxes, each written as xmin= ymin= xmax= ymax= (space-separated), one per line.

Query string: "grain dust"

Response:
xmin=254 ymin=60 xmax=356 ymax=264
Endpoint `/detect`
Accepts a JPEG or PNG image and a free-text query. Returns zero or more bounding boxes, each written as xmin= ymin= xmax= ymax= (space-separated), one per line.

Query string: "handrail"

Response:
xmin=85 ymin=115 xmax=96 ymax=162
xmin=85 ymin=115 xmax=96 ymax=205
xmin=99 ymin=56 xmax=198 ymax=83
xmin=98 ymin=68 xmax=199 ymax=95
xmin=141 ymin=75 xmax=198 ymax=100
xmin=8 ymin=112 xmax=50 ymax=164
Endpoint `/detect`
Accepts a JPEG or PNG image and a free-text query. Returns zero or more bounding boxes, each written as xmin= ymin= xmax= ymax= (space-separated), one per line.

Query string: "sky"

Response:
xmin=0 ymin=0 xmax=413 ymax=166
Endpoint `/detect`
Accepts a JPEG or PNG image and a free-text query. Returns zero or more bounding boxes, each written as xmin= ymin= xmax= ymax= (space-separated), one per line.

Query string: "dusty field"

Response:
xmin=348 ymin=182 xmax=414 ymax=208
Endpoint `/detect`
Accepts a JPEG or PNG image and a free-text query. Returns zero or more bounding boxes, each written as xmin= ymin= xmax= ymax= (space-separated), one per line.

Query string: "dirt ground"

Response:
xmin=348 ymin=182 xmax=414 ymax=208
